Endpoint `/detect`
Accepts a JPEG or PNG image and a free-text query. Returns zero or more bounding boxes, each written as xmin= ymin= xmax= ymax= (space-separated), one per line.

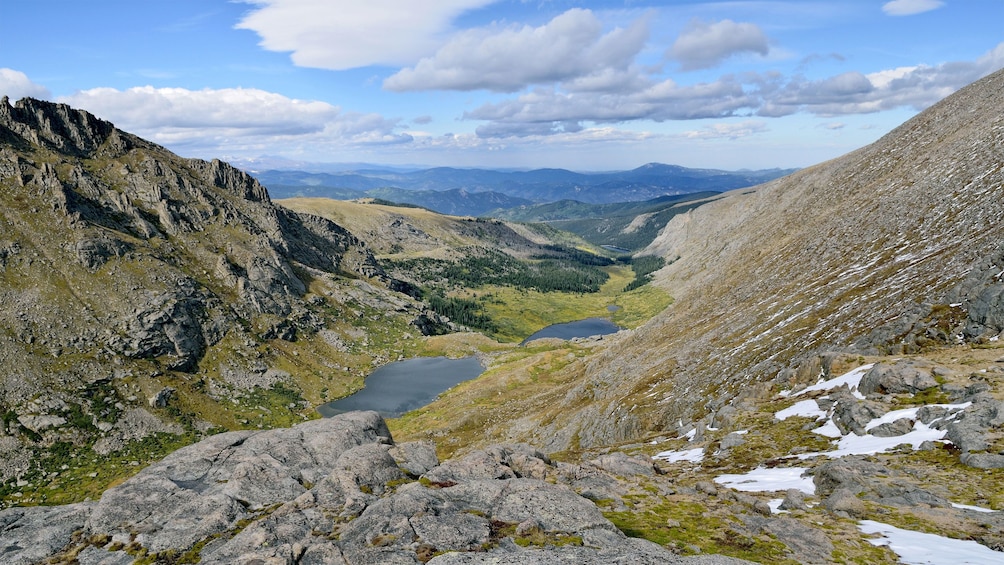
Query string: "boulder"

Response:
xmin=946 ymin=396 xmax=1004 ymax=452
xmin=858 ymin=359 xmax=940 ymax=396
xmin=812 ymin=457 xmax=888 ymax=497
xmin=589 ymin=451 xmax=656 ymax=476
xmin=960 ymin=452 xmax=1004 ymax=469
xmin=779 ymin=488 xmax=807 ymax=511
xmin=869 ymin=417 xmax=915 ymax=437
xmin=829 ymin=388 xmax=885 ymax=435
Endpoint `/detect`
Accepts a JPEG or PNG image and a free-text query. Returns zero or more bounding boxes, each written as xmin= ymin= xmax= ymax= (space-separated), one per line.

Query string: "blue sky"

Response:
xmin=2 ymin=0 xmax=1002 ymax=171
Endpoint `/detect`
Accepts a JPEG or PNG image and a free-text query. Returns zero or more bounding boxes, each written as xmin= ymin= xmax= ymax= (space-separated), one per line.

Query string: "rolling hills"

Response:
xmin=253 ymin=163 xmax=793 ymax=216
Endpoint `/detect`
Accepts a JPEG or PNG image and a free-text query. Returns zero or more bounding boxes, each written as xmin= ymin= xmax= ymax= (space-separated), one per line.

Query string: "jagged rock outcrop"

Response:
xmin=0 ymin=411 xmax=748 ymax=565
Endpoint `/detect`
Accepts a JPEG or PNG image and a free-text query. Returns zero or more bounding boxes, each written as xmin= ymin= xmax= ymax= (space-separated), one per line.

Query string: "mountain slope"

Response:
xmin=395 ymin=68 xmax=1004 ymax=452
xmin=551 ymin=67 xmax=1004 ymax=448
xmin=487 ymin=192 xmax=722 ymax=252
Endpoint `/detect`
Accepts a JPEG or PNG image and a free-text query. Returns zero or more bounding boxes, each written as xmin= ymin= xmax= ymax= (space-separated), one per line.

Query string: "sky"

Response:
xmin=1 ymin=0 xmax=1003 ymax=171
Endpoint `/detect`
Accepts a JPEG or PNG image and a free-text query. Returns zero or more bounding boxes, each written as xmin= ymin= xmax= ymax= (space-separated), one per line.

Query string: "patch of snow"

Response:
xmin=782 ymin=364 xmax=873 ymax=399
xmin=952 ymin=503 xmax=997 ymax=513
xmin=775 ymin=399 xmax=827 ymax=421
xmin=863 ymin=406 xmax=923 ymax=432
xmin=734 ymin=429 xmax=749 ymax=435
xmin=796 ymin=402 xmax=973 ymax=458
xmin=714 ymin=467 xmax=815 ymax=494
xmin=653 ymin=447 xmax=704 ymax=463
xmin=864 ymin=403 xmax=969 ymax=433
xmin=681 ymin=428 xmax=697 ymax=441
xmin=812 ymin=419 xmax=844 ymax=438
xmin=768 ymin=498 xmax=787 ymax=514
xmin=830 ymin=422 xmax=945 ymax=457
xmin=859 ymin=520 xmax=1004 ymax=564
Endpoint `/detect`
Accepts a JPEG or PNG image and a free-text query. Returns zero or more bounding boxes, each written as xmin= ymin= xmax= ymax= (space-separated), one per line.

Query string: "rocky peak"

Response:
xmin=0 ymin=96 xmax=128 ymax=158
xmin=189 ymin=157 xmax=271 ymax=203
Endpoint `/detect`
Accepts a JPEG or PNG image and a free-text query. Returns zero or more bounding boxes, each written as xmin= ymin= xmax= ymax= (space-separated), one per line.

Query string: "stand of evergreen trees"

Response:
xmin=387 ymin=246 xmax=610 ymax=294
xmin=385 ymin=245 xmax=614 ymax=334
xmin=623 ymin=255 xmax=668 ymax=292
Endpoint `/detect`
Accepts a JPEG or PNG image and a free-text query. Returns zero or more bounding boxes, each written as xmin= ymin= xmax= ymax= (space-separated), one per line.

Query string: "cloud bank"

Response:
xmin=463 ymin=41 xmax=1004 ymax=138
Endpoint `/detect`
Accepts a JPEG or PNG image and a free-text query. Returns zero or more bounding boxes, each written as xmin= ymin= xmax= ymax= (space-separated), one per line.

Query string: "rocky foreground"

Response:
xmin=0 ymin=410 xmax=752 ymax=565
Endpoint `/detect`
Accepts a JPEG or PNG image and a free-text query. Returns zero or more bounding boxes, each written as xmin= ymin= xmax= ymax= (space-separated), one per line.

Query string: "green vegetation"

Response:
xmin=2 ymin=431 xmax=200 ymax=507
xmin=604 ymin=497 xmax=795 ymax=562
xmin=387 ymin=246 xmax=611 ymax=294
xmin=623 ymin=255 xmax=668 ymax=292
xmin=385 ymin=244 xmax=632 ymax=341
xmin=427 ymin=292 xmax=497 ymax=333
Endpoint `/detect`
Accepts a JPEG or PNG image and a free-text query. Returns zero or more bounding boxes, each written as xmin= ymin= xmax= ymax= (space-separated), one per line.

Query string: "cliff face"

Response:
xmin=0 ymin=97 xmax=439 ymax=485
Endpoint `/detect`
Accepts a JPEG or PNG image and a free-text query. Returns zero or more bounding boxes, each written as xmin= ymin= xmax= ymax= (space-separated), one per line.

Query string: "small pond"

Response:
xmin=317 ymin=356 xmax=484 ymax=418
xmin=520 ymin=317 xmax=621 ymax=345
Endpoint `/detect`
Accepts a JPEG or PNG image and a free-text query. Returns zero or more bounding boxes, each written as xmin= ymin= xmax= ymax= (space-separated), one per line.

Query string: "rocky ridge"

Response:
xmin=0 ymin=96 xmax=464 ymax=495
xmin=0 ymin=410 xmax=752 ymax=565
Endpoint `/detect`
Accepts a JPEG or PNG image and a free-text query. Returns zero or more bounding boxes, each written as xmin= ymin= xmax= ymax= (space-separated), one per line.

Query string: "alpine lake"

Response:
xmin=319 ymin=317 xmax=620 ymax=418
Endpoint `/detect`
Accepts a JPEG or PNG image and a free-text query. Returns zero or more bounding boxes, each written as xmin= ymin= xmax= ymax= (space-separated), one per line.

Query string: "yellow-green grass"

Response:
xmin=468 ymin=265 xmax=673 ymax=343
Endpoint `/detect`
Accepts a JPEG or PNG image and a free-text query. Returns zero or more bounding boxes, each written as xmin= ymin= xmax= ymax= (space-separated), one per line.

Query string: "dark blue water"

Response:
xmin=521 ymin=317 xmax=620 ymax=345
xmin=317 ymin=356 xmax=484 ymax=418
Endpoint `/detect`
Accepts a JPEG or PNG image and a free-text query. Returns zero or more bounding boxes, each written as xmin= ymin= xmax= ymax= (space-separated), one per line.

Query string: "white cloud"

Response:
xmin=759 ymin=41 xmax=1004 ymax=117
xmin=668 ymin=19 xmax=770 ymax=71
xmin=882 ymin=0 xmax=945 ymax=16
xmin=58 ymin=86 xmax=411 ymax=157
xmin=0 ymin=68 xmax=51 ymax=101
xmin=680 ymin=121 xmax=768 ymax=140
xmin=463 ymin=76 xmax=758 ymax=138
xmin=384 ymin=9 xmax=650 ymax=93
xmin=235 ymin=0 xmax=496 ymax=70
xmin=458 ymin=40 xmax=1004 ymax=138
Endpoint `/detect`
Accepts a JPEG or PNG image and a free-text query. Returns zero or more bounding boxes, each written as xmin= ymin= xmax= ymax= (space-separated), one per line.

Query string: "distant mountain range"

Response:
xmin=250 ymin=163 xmax=796 ymax=215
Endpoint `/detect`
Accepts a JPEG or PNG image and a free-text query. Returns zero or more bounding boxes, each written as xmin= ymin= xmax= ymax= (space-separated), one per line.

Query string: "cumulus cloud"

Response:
xmin=235 ymin=0 xmax=495 ymax=70
xmin=668 ymin=19 xmax=770 ymax=71
xmin=59 ymin=86 xmax=411 ymax=156
xmin=463 ymin=76 xmax=757 ymax=139
xmin=384 ymin=9 xmax=650 ymax=92
xmin=680 ymin=121 xmax=768 ymax=140
xmin=458 ymin=40 xmax=1004 ymax=139
xmin=882 ymin=0 xmax=945 ymax=16
xmin=0 ymin=68 xmax=51 ymax=101
xmin=759 ymin=41 xmax=1004 ymax=117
